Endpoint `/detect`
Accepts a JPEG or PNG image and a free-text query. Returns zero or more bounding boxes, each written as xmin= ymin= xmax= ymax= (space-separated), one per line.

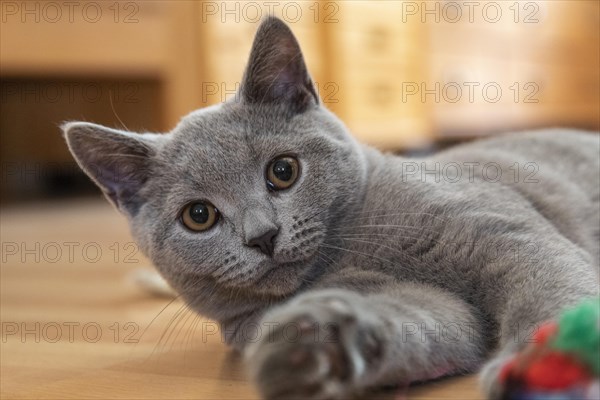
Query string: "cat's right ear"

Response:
xmin=240 ymin=16 xmax=318 ymax=113
xmin=62 ymin=122 xmax=161 ymax=216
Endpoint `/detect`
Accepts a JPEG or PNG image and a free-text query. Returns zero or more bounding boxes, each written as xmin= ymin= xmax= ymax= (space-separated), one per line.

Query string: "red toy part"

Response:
xmin=532 ymin=321 xmax=558 ymax=345
xmin=524 ymin=352 xmax=591 ymax=390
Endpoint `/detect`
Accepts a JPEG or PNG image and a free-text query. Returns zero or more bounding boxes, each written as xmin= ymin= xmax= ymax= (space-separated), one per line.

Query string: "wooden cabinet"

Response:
xmin=324 ymin=1 xmax=432 ymax=148
xmin=425 ymin=0 xmax=599 ymax=137
xmin=1 ymin=0 xmax=598 ymax=152
xmin=0 ymin=1 xmax=202 ymax=128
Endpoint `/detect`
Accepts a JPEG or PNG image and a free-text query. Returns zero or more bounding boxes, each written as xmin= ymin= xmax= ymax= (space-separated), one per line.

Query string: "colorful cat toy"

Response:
xmin=499 ymin=298 xmax=600 ymax=400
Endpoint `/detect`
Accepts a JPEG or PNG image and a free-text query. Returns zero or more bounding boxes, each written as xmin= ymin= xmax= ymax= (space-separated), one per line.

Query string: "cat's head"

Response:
xmin=63 ymin=17 xmax=367 ymax=315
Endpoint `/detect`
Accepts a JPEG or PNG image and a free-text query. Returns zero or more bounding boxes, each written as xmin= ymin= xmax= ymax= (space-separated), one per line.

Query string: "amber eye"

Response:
xmin=181 ymin=202 xmax=219 ymax=232
xmin=266 ymin=156 xmax=299 ymax=191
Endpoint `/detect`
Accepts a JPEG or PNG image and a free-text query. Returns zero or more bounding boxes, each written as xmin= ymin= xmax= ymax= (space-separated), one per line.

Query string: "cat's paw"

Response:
xmin=245 ymin=290 xmax=385 ymax=400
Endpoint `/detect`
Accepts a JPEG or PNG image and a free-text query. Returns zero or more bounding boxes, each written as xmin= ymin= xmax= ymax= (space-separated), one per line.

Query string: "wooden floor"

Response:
xmin=1 ymin=199 xmax=483 ymax=399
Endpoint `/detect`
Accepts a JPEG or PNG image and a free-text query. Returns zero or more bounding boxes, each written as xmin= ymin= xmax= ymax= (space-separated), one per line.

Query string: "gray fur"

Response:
xmin=64 ymin=17 xmax=599 ymax=400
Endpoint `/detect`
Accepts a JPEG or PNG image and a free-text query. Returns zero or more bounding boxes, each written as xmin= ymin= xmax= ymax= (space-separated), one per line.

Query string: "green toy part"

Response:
xmin=550 ymin=297 xmax=600 ymax=375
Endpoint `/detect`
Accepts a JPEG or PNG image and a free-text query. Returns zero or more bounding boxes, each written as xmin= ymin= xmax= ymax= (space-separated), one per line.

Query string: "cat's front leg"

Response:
xmin=245 ymin=285 xmax=486 ymax=399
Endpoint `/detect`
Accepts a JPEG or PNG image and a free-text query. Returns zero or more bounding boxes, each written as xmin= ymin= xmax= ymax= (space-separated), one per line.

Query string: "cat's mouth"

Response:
xmin=212 ymin=234 xmax=325 ymax=296
xmin=247 ymin=233 xmax=327 ymax=295
xmin=228 ymin=252 xmax=318 ymax=296
xmin=251 ymin=259 xmax=313 ymax=296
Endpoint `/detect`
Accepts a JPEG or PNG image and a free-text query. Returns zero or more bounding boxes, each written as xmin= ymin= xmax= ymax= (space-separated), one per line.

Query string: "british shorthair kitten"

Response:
xmin=64 ymin=17 xmax=599 ymax=400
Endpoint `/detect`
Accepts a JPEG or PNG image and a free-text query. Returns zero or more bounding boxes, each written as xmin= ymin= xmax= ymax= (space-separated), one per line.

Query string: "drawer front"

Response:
xmin=334 ymin=66 xmax=432 ymax=148
xmin=329 ymin=1 xmax=424 ymax=69
xmin=429 ymin=54 xmax=599 ymax=106
xmin=428 ymin=54 xmax=599 ymax=134
xmin=0 ymin=1 xmax=171 ymax=75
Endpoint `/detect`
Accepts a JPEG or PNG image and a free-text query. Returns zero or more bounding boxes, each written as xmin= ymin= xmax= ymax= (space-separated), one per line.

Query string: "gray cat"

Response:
xmin=64 ymin=17 xmax=599 ymax=400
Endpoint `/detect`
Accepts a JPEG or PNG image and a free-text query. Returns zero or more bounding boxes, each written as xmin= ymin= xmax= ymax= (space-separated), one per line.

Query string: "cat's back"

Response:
xmin=437 ymin=129 xmax=599 ymax=192
xmin=431 ymin=129 xmax=599 ymax=264
xmin=360 ymin=129 xmax=599 ymax=268
xmin=362 ymin=129 xmax=599 ymax=213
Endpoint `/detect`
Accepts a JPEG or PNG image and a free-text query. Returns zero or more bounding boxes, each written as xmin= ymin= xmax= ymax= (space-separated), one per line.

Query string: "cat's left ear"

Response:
xmin=62 ymin=122 xmax=161 ymax=216
xmin=240 ymin=16 xmax=319 ymax=113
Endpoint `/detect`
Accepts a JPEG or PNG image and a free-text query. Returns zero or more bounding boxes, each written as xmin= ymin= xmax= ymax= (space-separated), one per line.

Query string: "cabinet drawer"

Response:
xmin=0 ymin=1 xmax=171 ymax=75
xmin=329 ymin=1 xmax=425 ymax=68
xmin=429 ymin=54 xmax=599 ymax=107
xmin=334 ymin=67 xmax=432 ymax=148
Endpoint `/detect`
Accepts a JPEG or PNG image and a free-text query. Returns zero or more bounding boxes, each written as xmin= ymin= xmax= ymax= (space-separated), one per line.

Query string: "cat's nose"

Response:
xmin=246 ymin=227 xmax=278 ymax=257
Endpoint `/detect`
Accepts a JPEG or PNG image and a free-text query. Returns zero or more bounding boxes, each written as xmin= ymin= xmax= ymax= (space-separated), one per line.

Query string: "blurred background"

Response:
xmin=1 ymin=0 xmax=599 ymax=204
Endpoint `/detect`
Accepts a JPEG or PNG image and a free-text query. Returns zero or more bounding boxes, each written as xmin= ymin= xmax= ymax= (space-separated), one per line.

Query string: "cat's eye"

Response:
xmin=181 ymin=201 xmax=220 ymax=232
xmin=266 ymin=156 xmax=299 ymax=191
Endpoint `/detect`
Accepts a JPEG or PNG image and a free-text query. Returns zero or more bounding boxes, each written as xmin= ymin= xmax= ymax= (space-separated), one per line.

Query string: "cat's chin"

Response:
xmin=246 ymin=259 xmax=313 ymax=297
